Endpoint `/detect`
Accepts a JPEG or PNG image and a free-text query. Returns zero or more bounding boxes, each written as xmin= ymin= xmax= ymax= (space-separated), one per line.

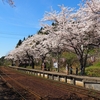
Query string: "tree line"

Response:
xmin=5 ymin=0 xmax=100 ymax=75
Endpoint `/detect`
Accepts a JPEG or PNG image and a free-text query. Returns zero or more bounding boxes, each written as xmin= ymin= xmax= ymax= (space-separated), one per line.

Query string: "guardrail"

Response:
xmin=9 ymin=66 xmax=100 ymax=91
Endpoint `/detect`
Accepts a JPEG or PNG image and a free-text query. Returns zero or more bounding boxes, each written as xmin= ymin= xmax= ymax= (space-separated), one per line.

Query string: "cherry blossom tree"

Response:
xmin=5 ymin=0 xmax=100 ymax=75
xmin=5 ymin=48 xmax=21 ymax=66
xmin=73 ymin=0 xmax=100 ymax=74
xmin=41 ymin=0 xmax=100 ymax=75
xmin=5 ymin=34 xmax=50 ymax=69
xmin=41 ymin=5 xmax=74 ymax=72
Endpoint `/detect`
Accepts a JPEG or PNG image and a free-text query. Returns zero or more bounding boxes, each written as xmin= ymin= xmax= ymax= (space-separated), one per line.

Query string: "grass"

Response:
xmin=85 ymin=62 xmax=100 ymax=77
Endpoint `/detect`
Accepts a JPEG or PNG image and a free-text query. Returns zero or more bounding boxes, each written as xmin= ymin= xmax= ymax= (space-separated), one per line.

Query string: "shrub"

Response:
xmin=85 ymin=66 xmax=100 ymax=77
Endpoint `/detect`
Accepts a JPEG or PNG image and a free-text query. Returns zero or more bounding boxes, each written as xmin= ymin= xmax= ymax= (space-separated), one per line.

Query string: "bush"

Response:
xmin=85 ymin=62 xmax=100 ymax=77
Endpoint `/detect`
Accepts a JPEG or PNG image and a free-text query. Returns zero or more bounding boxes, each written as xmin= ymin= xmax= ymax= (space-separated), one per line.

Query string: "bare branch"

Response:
xmin=2 ymin=0 xmax=15 ymax=7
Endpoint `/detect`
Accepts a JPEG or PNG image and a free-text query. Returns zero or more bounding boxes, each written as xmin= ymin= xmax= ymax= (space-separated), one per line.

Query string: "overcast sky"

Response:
xmin=0 ymin=0 xmax=82 ymax=57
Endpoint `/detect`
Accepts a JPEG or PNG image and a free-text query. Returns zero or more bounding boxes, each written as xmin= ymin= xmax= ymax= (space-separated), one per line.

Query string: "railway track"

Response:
xmin=0 ymin=77 xmax=25 ymax=100
xmin=0 ymin=66 xmax=100 ymax=100
xmin=49 ymin=79 xmax=100 ymax=99
xmin=20 ymin=73 xmax=100 ymax=99
xmin=0 ymin=69 xmax=41 ymax=100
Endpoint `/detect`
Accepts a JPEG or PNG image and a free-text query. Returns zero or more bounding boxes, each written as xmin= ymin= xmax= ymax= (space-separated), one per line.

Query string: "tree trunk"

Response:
xmin=11 ymin=60 xmax=14 ymax=66
xmin=31 ymin=60 xmax=34 ymax=69
xmin=30 ymin=56 xmax=34 ymax=69
xmin=41 ymin=56 xmax=46 ymax=71
xmin=80 ymin=55 xmax=87 ymax=75
xmin=57 ymin=49 xmax=60 ymax=72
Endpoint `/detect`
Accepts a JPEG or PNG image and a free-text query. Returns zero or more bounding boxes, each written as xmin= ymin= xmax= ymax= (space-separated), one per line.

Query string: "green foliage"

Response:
xmin=28 ymin=35 xmax=33 ymax=38
xmin=90 ymin=62 xmax=100 ymax=68
xmin=94 ymin=62 xmax=100 ymax=67
xmin=88 ymin=48 xmax=98 ymax=55
xmin=37 ymin=27 xmax=43 ymax=34
xmin=16 ymin=39 xmax=22 ymax=48
xmin=15 ymin=35 xmax=33 ymax=48
xmin=85 ymin=68 xmax=100 ymax=77
xmin=62 ymin=52 xmax=76 ymax=59
xmin=0 ymin=56 xmax=4 ymax=66
xmin=61 ymin=52 xmax=77 ymax=66
xmin=37 ymin=27 xmax=49 ymax=35
xmin=0 ymin=56 xmax=11 ymax=66
xmin=23 ymin=37 xmax=26 ymax=41
xmin=85 ymin=62 xmax=100 ymax=77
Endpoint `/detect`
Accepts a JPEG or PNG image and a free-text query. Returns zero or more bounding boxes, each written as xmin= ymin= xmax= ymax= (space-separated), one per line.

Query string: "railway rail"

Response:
xmin=0 ymin=70 xmax=41 ymax=100
xmin=0 ymin=78 xmax=26 ymax=100
xmin=0 ymin=66 xmax=100 ymax=100
xmin=0 ymin=76 xmax=25 ymax=100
